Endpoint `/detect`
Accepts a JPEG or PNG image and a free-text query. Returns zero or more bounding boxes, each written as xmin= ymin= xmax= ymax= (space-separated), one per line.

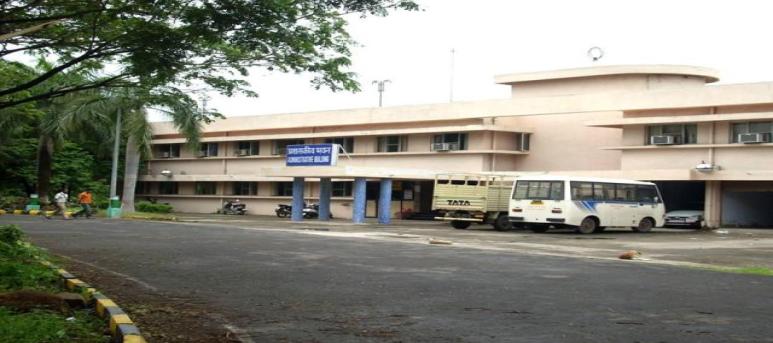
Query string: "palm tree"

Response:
xmin=75 ymin=87 xmax=208 ymax=212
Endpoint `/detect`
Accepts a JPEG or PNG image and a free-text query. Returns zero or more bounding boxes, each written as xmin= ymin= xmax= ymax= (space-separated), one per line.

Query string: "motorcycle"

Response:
xmin=275 ymin=204 xmax=291 ymax=218
xmin=275 ymin=203 xmax=333 ymax=219
xmin=219 ymin=200 xmax=246 ymax=215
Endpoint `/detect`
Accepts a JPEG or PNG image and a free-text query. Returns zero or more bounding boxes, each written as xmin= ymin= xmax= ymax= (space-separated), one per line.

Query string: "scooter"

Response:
xmin=219 ymin=200 xmax=246 ymax=215
xmin=302 ymin=203 xmax=333 ymax=219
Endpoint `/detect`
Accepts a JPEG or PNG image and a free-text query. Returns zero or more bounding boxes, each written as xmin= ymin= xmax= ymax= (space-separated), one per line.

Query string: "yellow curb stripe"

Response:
xmin=28 ymin=210 xmax=40 ymax=215
xmin=96 ymin=299 xmax=118 ymax=317
xmin=123 ymin=335 xmax=147 ymax=343
xmin=13 ymin=210 xmax=23 ymax=214
xmin=109 ymin=314 xmax=133 ymax=335
xmin=66 ymin=278 xmax=86 ymax=290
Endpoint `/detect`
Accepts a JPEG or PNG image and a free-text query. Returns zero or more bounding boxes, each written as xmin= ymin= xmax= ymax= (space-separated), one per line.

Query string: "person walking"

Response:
xmin=45 ymin=189 xmax=69 ymax=219
xmin=75 ymin=189 xmax=93 ymax=218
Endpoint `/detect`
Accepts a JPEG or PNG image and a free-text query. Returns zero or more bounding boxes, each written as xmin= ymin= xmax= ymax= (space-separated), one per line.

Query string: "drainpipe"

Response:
xmin=708 ymin=107 xmax=716 ymax=165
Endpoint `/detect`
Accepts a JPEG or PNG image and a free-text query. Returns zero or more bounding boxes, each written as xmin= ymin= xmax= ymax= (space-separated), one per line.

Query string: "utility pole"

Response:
xmin=107 ymin=107 xmax=122 ymax=218
xmin=372 ymin=80 xmax=390 ymax=107
xmin=449 ymin=48 xmax=455 ymax=102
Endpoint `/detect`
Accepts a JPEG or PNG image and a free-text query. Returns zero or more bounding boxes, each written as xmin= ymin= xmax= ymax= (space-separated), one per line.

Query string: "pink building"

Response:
xmin=143 ymin=65 xmax=773 ymax=228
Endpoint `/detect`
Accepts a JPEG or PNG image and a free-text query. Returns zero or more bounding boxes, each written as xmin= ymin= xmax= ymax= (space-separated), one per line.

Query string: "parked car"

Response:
xmin=664 ymin=210 xmax=704 ymax=228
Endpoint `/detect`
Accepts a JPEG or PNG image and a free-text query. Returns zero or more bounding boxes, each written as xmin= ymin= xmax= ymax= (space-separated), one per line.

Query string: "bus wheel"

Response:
xmin=530 ymin=224 xmax=549 ymax=233
xmin=493 ymin=214 xmax=513 ymax=231
xmin=451 ymin=221 xmax=471 ymax=229
xmin=633 ymin=218 xmax=654 ymax=233
xmin=576 ymin=217 xmax=597 ymax=234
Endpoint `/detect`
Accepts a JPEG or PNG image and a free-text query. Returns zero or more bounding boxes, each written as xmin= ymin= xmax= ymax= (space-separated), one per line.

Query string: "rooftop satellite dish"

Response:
xmin=587 ymin=46 xmax=604 ymax=62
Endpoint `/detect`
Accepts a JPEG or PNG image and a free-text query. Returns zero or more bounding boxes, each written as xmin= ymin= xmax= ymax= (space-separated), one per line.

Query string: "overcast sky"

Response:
xmin=156 ymin=0 xmax=773 ymax=121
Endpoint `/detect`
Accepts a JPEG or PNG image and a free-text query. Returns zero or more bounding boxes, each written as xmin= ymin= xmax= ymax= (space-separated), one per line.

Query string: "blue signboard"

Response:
xmin=286 ymin=144 xmax=339 ymax=166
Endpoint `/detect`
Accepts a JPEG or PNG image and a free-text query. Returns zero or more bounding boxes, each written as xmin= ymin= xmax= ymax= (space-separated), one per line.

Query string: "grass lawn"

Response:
xmin=0 ymin=224 xmax=110 ymax=343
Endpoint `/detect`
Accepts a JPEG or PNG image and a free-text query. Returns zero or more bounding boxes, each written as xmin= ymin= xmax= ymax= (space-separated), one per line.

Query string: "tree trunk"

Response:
xmin=121 ymin=135 xmax=140 ymax=212
xmin=36 ymin=135 xmax=54 ymax=204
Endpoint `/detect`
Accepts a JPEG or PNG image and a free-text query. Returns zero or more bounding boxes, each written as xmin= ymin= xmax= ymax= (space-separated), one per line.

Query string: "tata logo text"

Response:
xmin=447 ymin=200 xmax=471 ymax=206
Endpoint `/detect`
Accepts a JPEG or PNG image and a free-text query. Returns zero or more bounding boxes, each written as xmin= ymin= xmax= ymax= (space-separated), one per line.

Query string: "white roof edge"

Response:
xmin=494 ymin=65 xmax=720 ymax=85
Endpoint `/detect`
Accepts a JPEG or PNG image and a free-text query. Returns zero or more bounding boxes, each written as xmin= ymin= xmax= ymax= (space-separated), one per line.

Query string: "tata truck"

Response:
xmin=432 ymin=173 xmax=514 ymax=230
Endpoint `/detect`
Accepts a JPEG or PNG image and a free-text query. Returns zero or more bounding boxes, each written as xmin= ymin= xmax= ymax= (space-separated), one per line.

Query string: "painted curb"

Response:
xmin=41 ymin=261 xmax=147 ymax=343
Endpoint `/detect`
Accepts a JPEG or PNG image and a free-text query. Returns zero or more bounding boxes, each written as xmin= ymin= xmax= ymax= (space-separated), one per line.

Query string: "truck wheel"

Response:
xmin=451 ymin=221 xmax=471 ymax=229
xmin=633 ymin=218 xmax=654 ymax=233
xmin=493 ymin=214 xmax=513 ymax=231
xmin=575 ymin=217 xmax=597 ymax=234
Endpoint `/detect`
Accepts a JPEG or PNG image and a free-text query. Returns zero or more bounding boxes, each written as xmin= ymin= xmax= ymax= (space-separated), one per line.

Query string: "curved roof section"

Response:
xmin=494 ymin=65 xmax=720 ymax=85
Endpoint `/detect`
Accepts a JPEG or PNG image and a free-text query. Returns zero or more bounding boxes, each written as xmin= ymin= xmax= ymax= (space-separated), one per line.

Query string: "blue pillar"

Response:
xmin=291 ymin=177 xmax=305 ymax=222
xmin=378 ymin=178 xmax=393 ymax=224
xmin=352 ymin=177 xmax=366 ymax=223
xmin=319 ymin=178 xmax=332 ymax=221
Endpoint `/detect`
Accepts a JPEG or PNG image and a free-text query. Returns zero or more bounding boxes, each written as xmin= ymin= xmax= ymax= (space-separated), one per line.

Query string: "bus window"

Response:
xmin=451 ymin=180 xmax=466 ymax=185
xmin=513 ymin=181 xmax=564 ymax=200
xmin=615 ymin=184 xmax=636 ymax=202
xmin=513 ymin=182 xmax=528 ymax=199
xmin=466 ymin=180 xmax=478 ymax=186
xmin=636 ymin=185 xmax=659 ymax=203
xmin=549 ymin=181 xmax=564 ymax=200
xmin=571 ymin=182 xmax=594 ymax=200
xmin=598 ymin=183 xmax=615 ymax=201
xmin=528 ymin=182 xmax=551 ymax=199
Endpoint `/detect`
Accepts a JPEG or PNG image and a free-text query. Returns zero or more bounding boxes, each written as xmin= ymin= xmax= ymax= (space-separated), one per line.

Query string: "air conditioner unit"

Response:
xmin=433 ymin=143 xmax=451 ymax=151
xmin=650 ymin=135 xmax=675 ymax=145
xmin=238 ymin=149 xmax=250 ymax=156
xmin=738 ymin=133 xmax=769 ymax=144
xmin=161 ymin=151 xmax=170 ymax=158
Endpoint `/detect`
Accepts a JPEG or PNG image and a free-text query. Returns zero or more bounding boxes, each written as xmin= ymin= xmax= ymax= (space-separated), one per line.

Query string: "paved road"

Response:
xmin=3 ymin=216 xmax=772 ymax=342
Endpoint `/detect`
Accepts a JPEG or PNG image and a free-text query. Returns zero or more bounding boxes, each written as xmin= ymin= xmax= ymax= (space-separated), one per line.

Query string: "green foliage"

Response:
xmin=0 ymin=225 xmax=59 ymax=292
xmin=0 ymin=308 xmax=109 ymax=343
xmin=135 ymin=201 xmax=173 ymax=213
xmin=0 ymin=0 xmax=419 ymax=109
xmin=0 ymin=225 xmax=23 ymax=245
xmin=0 ymin=138 xmax=38 ymax=196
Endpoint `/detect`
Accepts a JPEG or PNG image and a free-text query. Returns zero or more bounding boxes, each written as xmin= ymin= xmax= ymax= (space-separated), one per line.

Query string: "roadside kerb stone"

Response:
xmin=41 ymin=261 xmax=147 ymax=343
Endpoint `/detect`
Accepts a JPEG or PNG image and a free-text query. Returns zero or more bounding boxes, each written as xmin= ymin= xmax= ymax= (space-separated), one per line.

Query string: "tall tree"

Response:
xmin=0 ymin=0 xmax=419 ymax=109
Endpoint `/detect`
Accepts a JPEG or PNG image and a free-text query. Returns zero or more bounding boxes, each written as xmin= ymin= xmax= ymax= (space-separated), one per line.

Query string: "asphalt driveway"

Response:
xmin=2 ymin=215 xmax=772 ymax=343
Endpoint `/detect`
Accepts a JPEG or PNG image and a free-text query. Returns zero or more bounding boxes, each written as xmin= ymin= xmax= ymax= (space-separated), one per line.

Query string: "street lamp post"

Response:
xmin=372 ymin=80 xmax=390 ymax=107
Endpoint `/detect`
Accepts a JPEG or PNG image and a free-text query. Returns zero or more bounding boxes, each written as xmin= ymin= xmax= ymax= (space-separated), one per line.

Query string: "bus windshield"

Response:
xmin=513 ymin=180 xmax=564 ymax=200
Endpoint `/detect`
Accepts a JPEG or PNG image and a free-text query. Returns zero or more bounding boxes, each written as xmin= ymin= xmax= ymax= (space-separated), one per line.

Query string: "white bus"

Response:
xmin=509 ymin=176 xmax=665 ymax=234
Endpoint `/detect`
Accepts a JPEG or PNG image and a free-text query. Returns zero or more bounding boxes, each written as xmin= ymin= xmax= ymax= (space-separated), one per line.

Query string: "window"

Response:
xmin=570 ymin=182 xmax=653 ymax=202
xmin=198 ymin=143 xmax=218 ymax=157
xmin=512 ymin=181 xmax=564 ymax=200
xmin=646 ymin=124 xmax=697 ymax=144
xmin=595 ymin=183 xmax=615 ymax=201
xmin=195 ymin=182 xmax=217 ymax=195
xmin=159 ymin=182 xmax=178 ymax=195
xmin=135 ymin=182 xmax=151 ymax=194
xmin=614 ymin=184 xmax=636 ymax=202
xmin=235 ymin=141 xmax=259 ymax=156
xmin=432 ymin=133 xmax=467 ymax=151
xmin=570 ymin=182 xmax=595 ymax=200
xmin=515 ymin=133 xmax=531 ymax=151
xmin=273 ymin=139 xmax=305 ymax=155
xmin=731 ymin=121 xmax=773 ymax=142
xmin=377 ymin=135 xmax=408 ymax=152
xmin=324 ymin=137 xmax=354 ymax=152
xmin=157 ymin=144 xmax=180 ymax=158
xmin=232 ymin=182 xmax=258 ymax=196
xmin=332 ymin=182 xmax=352 ymax=197
xmin=274 ymin=182 xmax=293 ymax=196
xmin=636 ymin=185 xmax=660 ymax=203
